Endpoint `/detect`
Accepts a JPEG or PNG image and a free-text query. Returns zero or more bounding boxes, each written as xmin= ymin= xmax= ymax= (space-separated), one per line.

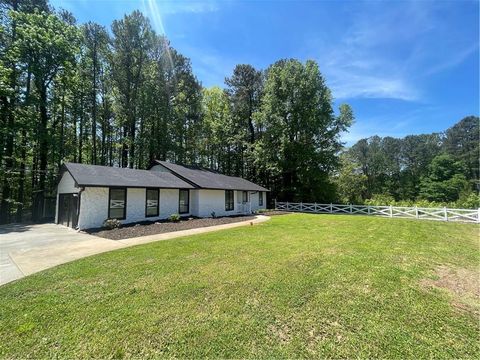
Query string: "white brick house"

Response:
xmin=56 ymin=161 xmax=268 ymax=230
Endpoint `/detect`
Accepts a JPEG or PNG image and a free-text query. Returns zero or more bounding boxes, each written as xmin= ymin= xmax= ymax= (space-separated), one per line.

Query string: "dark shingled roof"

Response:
xmin=63 ymin=162 xmax=194 ymax=189
xmin=152 ymin=160 xmax=269 ymax=192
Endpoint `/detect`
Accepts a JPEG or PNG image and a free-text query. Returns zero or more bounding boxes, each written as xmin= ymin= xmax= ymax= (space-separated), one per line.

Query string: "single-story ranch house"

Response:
xmin=56 ymin=160 xmax=268 ymax=230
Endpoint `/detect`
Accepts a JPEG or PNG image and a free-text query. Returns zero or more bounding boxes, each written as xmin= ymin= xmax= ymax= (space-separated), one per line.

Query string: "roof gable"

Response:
xmin=152 ymin=160 xmax=269 ymax=192
xmin=63 ymin=163 xmax=194 ymax=189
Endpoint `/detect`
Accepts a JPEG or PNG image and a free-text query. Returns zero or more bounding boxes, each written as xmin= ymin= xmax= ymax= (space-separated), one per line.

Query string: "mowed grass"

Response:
xmin=0 ymin=214 xmax=479 ymax=359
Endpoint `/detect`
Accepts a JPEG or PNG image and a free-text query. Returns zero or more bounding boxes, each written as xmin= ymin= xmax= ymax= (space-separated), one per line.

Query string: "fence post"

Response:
xmin=286 ymin=201 xmax=289 ymax=211
xmin=330 ymin=203 xmax=333 ymax=213
xmin=300 ymin=202 xmax=303 ymax=211
xmin=389 ymin=205 xmax=393 ymax=217
xmin=314 ymin=202 xmax=317 ymax=213
xmin=350 ymin=204 xmax=353 ymax=213
xmin=444 ymin=207 xmax=448 ymax=221
xmin=415 ymin=206 xmax=418 ymax=219
xmin=478 ymin=208 xmax=480 ymax=223
xmin=367 ymin=205 xmax=370 ymax=215
xmin=274 ymin=199 xmax=277 ymax=210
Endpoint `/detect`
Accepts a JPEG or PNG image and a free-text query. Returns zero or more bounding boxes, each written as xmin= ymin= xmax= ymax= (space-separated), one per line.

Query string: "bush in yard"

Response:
xmin=103 ymin=218 xmax=121 ymax=230
xmin=364 ymin=194 xmax=396 ymax=206
xmin=455 ymin=191 xmax=480 ymax=209
xmin=418 ymin=154 xmax=468 ymax=203
xmin=169 ymin=213 xmax=180 ymax=222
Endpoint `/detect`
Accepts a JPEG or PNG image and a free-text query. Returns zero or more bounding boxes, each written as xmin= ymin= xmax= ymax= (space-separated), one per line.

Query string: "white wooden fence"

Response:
xmin=274 ymin=201 xmax=480 ymax=223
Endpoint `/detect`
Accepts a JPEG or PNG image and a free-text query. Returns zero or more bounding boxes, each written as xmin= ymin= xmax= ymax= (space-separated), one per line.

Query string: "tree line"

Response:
xmin=1 ymin=1 xmax=477 ymax=225
xmin=335 ymin=116 xmax=479 ymax=208
xmin=0 ymin=0 xmax=353 ymax=223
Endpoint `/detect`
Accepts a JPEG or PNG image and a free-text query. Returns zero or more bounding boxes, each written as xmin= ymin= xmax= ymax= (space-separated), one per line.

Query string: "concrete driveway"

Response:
xmin=0 ymin=223 xmax=126 ymax=286
xmin=0 ymin=216 xmax=270 ymax=286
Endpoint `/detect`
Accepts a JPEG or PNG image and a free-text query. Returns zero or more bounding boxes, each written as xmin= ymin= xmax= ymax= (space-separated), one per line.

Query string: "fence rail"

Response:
xmin=274 ymin=202 xmax=480 ymax=223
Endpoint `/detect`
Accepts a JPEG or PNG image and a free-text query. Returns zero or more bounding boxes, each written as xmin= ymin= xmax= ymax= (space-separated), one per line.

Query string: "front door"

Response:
xmin=58 ymin=194 xmax=79 ymax=228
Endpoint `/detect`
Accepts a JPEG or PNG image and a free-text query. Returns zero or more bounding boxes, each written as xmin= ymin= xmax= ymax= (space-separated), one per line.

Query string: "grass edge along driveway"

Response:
xmin=0 ymin=214 xmax=478 ymax=359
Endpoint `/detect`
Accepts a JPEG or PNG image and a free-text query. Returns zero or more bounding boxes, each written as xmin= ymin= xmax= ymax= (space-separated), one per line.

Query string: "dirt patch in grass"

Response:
xmin=421 ymin=265 xmax=480 ymax=313
xmin=86 ymin=215 xmax=256 ymax=240
xmin=268 ymin=322 xmax=292 ymax=344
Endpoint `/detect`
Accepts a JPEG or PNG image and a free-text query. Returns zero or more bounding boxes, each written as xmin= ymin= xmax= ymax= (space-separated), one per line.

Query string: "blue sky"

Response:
xmin=51 ymin=0 xmax=479 ymax=145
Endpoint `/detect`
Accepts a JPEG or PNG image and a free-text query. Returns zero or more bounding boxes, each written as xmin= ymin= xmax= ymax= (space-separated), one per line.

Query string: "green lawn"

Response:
xmin=1 ymin=214 xmax=478 ymax=359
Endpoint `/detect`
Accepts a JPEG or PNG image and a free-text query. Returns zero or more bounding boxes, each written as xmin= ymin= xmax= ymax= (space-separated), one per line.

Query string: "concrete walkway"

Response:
xmin=0 ymin=215 xmax=270 ymax=286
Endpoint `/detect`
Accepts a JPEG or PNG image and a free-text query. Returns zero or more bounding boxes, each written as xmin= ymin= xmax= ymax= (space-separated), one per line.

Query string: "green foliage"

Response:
xmin=198 ymin=86 xmax=234 ymax=170
xmin=168 ymin=213 xmax=180 ymax=222
xmin=342 ymin=120 xmax=478 ymax=209
xmin=334 ymin=152 xmax=367 ymax=203
xmin=103 ymin=218 xmax=121 ymax=229
xmin=224 ymin=64 xmax=264 ymax=179
xmin=364 ymin=194 xmax=396 ymax=206
xmin=443 ymin=116 xmax=479 ymax=181
xmin=362 ymin=192 xmax=479 ymax=209
xmin=456 ymin=191 xmax=480 ymax=209
xmin=419 ymin=154 xmax=468 ymax=202
xmin=254 ymin=59 xmax=352 ymax=202
xmin=13 ymin=10 xmax=80 ymax=85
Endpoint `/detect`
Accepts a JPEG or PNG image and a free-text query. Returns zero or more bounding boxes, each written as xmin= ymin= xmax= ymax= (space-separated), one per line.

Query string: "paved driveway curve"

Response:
xmin=0 ymin=223 xmax=125 ymax=286
xmin=0 ymin=216 xmax=270 ymax=286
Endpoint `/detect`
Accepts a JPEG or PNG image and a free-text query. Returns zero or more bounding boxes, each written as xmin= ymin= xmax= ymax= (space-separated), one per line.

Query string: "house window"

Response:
xmin=242 ymin=191 xmax=248 ymax=203
xmin=259 ymin=191 xmax=263 ymax=206
xmin=179 ymin=189 xmax=189 ymax=214
xmin=146 ymin=188 xmax=159 ymax=217
xmin=109 ymin=188 xmax=126 ymax=220
xmin=225 ymin=190 xmax=234 ymax=211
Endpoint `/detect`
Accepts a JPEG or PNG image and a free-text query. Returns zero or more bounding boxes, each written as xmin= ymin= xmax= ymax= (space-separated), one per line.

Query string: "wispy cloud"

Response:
xmin=313 ymin=2 xmax=430 ymax=101
xmin=179 ymin=46 xmax=240 ymax=87
xmin=311 ymin=0 xmax=478 ymax=102
xmin=424 ymin=43 xmax=479 ymax=76
xmin=147 ymin=0 xmax=219 ymax=15
xmin=142 ymin=0 xmax=219 ymax=34
xmin=328 ymin=71 xmax=418 ymax=102
xmin=340 ymin=104 xmax=449 ymax=145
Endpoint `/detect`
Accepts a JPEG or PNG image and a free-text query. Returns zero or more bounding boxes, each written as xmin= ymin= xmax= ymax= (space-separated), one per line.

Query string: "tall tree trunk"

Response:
xmin=59 ymin=81 xmax=65 ymax=167
xmin=0 ymin=106 xmax=15 ymax=223
xmin=78 ymin=95 xmax=84 ymax=163
xmin=16 ymin=69 xmax=31 ymax=222
xmin=122 ymin=125 xmax=128 ymax=167
xmin=91 ymin=38 xmax=97 ymax=164
xmin=16 ymin=128 xmax=27 ymax=223
xmin=129 ymin=115 xmax=135 ymax=168
xmin=0 ymin=0 xmax=18 ymax=224
xmin=34 ymin=82 xmax=49 ymax=221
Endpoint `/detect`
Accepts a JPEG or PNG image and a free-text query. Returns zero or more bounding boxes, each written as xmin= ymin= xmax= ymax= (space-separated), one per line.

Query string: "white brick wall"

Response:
xmin=196 ymin=189 xmax=266 ymax=217
xmin=196 ymin=189 xmax=235 ymax=217
xmin=160 ymin=188 xmax=187 ymax=218
xmin=78 ymin=187 xmax=108 ymax=229
xmin=77 ymin=187 xmax=191 ymax=230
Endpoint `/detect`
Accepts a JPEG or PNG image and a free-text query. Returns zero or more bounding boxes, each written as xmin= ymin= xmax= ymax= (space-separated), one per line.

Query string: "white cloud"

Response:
xmin=311 ymin=0 xmax=477 ymax=102
xmin=328 ymin=71 xmax=418 ymax=102
xmin=179 ymin=46 xmax=240 ymax=87
xmin=148 ymin=0 xmax=219 ymax=15
xmin=424 ymin=43 xmax=479 ymax=76
xmin=313 ymin=3 xmax=428 ymax=101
